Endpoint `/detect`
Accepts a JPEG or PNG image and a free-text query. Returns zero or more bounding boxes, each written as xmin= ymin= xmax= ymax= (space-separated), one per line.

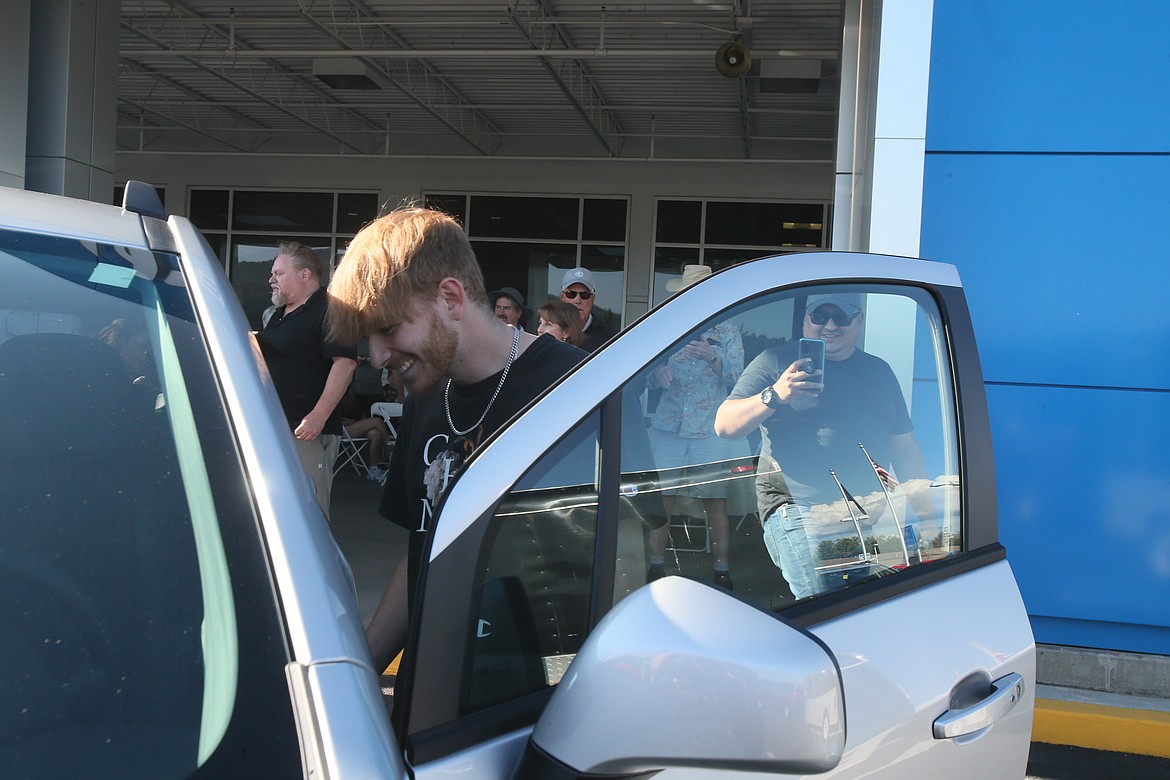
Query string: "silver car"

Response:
xmin=0 ymin=182 xmax=1034 ymax=778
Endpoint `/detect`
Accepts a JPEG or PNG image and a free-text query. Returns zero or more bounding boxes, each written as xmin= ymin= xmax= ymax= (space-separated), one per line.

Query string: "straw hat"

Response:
xmin=665 ymin=264 xmax=712 ymax=292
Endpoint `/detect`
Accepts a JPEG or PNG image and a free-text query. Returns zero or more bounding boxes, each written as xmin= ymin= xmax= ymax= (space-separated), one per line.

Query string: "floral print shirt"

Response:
xmin=650 ymin=319 xmax=744 ymax=438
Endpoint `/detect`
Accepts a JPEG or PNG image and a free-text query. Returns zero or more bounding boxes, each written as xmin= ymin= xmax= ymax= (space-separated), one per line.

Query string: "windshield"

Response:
xmin=0 ymin=227 xmax=299 ymax=776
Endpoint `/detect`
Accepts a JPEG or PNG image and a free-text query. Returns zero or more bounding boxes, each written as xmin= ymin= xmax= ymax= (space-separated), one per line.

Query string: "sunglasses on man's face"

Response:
xmin=808 ymin=307 xmax=859 ymax=327
xmin=562 ymin=289 xmax=593 ymax=300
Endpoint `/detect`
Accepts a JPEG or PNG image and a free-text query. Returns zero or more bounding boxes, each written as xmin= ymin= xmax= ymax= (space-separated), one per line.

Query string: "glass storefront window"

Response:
xmin=655 ymin=200 xmax=702 ymax=243
xmin=467 ymin=196 xmax=579 ymax=240
xmin=438 ymin=194 xmax=629 ymax=331
xmin=190 ymin=190 xmax=230 ymax=231
xmin=337 ymin=193 xmax=379 ymax=234
xmin=653 ymin=199 xmax=828 ymax=307
xmin=187 ymin=188 xmax=377 ymax=329
xmin=582 ymin=198 xmax=628 ymax=242
xmin=231 ymin=191 xmax=334 ymax=234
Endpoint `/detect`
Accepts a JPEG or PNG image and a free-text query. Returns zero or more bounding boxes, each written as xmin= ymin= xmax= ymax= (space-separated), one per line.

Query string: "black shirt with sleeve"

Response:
xmin=726 ymin=341 xmax=913 ymax=521
xmin=258 ymin=287 xmax=356 ymax=436
xmin=579 ymin=314 xmax=615 ymax=353
xmin=380 ymin=334 xmax=586 ymax=599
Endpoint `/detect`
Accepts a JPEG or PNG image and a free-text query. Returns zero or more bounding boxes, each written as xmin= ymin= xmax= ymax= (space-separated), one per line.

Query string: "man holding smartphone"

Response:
xmin=714 ymin=293 xmax=928 ymax=600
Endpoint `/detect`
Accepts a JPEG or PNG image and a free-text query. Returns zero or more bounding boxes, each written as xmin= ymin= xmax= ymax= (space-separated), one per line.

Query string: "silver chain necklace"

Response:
xmin=444 ymin=326 xmax=521 ymax=436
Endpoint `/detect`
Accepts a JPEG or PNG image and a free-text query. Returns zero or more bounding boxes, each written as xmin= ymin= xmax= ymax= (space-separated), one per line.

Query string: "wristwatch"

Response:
xmin=708 ymin=353 xmax=719 ymax=364
xmin=760 ymin=385 xmax=783 ymax=410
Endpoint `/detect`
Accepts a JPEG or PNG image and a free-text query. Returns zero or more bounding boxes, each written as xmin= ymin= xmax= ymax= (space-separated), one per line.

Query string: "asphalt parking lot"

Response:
xmin=1026 ymin=743 xmax=1170 ymax=779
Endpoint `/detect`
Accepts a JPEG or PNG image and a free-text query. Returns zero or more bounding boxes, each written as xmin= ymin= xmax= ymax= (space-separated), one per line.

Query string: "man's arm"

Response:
xmin=714 ymin=394 xmax=775 ymax=438
xmin=365 ymin=559 xmax=409 ymax=672
xmin=295 ymin=356 xmax=357 ymax=440
xmin=714 ymin=357 xmax=816 ymax=438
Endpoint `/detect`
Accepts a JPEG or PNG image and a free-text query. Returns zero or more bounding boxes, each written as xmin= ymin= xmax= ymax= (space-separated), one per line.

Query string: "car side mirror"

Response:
xmin=511 ymin=577 xmax=845 ymax=777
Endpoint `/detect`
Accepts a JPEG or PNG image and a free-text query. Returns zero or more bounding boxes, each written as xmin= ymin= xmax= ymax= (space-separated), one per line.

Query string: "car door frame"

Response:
xmin=399 ymin=251 xmax=1017 ymax=766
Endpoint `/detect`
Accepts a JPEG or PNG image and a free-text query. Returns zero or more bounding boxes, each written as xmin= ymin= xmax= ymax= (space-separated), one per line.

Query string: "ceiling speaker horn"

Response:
xmin=715 ymin=40 xmax=752 ymax=78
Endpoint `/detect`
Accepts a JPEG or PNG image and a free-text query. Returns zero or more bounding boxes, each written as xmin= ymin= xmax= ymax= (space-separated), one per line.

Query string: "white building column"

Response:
xmin=833 ymin=0 xmax=936 ymax=405
xmin=833 ymin=0 xmax=935 ymax=258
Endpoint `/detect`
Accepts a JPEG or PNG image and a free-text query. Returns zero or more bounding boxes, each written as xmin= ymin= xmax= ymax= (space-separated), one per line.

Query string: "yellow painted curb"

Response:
xmin=1033 ymin=698 xmax=1170 ymax=759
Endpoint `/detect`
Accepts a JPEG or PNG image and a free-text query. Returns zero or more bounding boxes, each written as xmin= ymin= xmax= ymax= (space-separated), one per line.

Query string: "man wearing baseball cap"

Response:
xmin=715 ymin=290 xmax=929 ymax=601
xmin=559 ymin=267 xmax=614 ymax=352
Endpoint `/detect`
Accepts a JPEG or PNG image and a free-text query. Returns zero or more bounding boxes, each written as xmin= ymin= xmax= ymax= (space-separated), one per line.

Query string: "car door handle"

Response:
xmin=932 ymin=672 xmax=1025 ymax=739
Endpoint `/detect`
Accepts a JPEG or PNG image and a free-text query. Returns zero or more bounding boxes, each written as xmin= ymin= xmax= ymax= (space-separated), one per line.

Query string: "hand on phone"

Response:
xmin=784 ymin=338 xmax=825 ymax=410
xmin=798 ymin=338 xmax=826 ymax=383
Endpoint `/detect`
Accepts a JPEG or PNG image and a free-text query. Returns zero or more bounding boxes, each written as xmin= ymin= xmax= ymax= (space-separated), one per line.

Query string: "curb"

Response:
xmin=1033 ymin=697 xmax=1170 ymax=759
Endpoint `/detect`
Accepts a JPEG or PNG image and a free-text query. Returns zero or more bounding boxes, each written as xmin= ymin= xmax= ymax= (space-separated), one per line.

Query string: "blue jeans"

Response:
xmin=761 ymin=504 xmax=823 ymax=600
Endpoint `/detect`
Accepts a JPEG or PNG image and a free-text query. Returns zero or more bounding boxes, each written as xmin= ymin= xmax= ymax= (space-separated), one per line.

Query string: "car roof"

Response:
xmin=0 ymin=186 xmax=150 ymax=248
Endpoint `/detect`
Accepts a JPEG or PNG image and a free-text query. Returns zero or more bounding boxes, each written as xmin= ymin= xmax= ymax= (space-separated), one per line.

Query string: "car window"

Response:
xmin=455 ymin=281 xmax=961 ymax=717
xmin=0 ymin=228 xmax=301 ymax=776
xmin=621 ymin=284 xmax=961 ymax=613
xmin=462 ymin=413 xmax=600 ymax=713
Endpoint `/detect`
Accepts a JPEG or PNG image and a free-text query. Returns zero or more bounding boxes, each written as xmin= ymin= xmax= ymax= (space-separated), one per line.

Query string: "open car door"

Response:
xmin=400 ymin=252 xmax=1035 ymax=780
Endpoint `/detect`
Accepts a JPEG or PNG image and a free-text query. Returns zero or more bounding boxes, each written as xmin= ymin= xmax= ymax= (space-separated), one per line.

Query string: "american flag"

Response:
xmin=860 ymin=442 xmax=899 ymax=489
xmin=830 ymin=469 xmax=869 ymax=521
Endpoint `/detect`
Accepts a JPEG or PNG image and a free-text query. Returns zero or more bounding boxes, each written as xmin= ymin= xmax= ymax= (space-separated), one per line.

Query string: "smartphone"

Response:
xmin=798 ymin=337 xmax=826 ymax=378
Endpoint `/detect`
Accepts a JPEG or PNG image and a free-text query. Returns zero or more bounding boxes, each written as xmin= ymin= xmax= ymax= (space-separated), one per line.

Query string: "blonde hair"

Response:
xmin=327 ymin=207 xmax=486 ymax=343
xmin=537 ymin=299 xmax=584 ymax=346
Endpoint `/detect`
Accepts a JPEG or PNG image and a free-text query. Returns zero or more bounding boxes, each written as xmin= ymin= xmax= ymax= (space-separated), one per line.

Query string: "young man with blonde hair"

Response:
xmin=329 ymin=207 xmax=583 ymax=673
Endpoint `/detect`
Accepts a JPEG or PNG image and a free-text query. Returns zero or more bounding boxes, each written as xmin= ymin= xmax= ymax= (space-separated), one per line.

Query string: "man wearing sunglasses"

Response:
xmin=715 ymin=292 xmax=928 ymax=601
xmin=560 ymin=267 xmax=614 ymax=352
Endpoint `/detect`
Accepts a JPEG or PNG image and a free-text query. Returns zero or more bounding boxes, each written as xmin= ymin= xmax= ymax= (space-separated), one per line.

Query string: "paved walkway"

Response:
xmin=329 ymin=469 xmax=406 ymax=626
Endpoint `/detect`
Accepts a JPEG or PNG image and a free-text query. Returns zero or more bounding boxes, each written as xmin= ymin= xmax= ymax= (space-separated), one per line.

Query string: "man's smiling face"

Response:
xmin=803 ymin=305 xmax=863 ymax=361
xmin=367 ymin=298 xmax=458 ymax=394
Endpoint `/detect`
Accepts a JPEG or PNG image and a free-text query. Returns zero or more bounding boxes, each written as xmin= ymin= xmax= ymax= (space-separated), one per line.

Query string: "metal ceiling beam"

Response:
xmin=112 ymin=16 xmax=840 ymax=33
xmin=300 ymin=0 xmax=501 ymax=155
xmin=116 ymin=98 xmax=253 ymax=153
xmin=112 ymin=98 xmax=836 ymax=117
xmin=119 ymin=59 xmax=274 ymax=151
xmin=736 ymin=1 xmax=753 ymax=158
xmin=121 ymin=2 xmax=387 ymax=155
xmin=120 ymin=47 xmax=839 ymax=59
xmin=112 ymin=124 xmax=834 ymax=143
xmin=506 ymin=0 xmax=625 ymax=157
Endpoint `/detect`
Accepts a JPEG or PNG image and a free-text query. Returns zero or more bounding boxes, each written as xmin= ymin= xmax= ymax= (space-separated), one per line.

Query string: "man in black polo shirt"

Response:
xmin=259 ymin=241 xmax=356 ymax=520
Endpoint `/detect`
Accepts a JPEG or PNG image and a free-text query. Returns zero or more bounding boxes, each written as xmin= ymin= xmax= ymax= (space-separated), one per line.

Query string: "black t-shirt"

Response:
xmin=258 ymin=288 xmax=356 ymax=435
xmin=728 ymin=342 xmax=913 ymax=519
xmin=380 ymin=334 xmax=586 ymax=599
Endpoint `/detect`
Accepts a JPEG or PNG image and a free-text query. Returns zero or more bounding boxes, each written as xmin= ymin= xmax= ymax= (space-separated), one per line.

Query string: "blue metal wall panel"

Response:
xmin=927 ymin=1 xmax=1170 ymax=152
xmin=925 ymin=1 xmax=1170 ymax=654
xmin=989 ymin=384 xmax=1170 ymax=651
xmin=921 ymin=152 xmax=1170 ymax=389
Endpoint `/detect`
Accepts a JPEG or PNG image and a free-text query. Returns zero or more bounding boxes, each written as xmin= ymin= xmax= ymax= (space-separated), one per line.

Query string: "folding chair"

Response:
xmin=334 ymin=426 xmax=373 ymax=478
xmin=666 ymin=507 xmax=712 ymax=554
xmin=370 ymin=401 xmax=403 ymax=441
